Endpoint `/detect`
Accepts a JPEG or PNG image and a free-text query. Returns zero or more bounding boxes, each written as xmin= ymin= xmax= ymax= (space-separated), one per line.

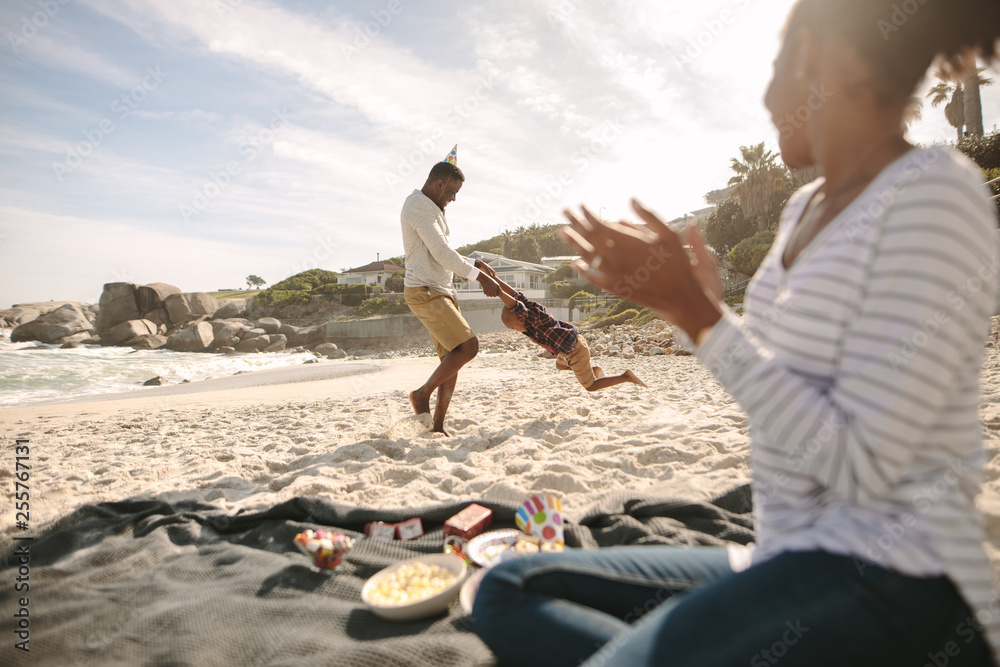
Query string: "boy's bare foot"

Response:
xmin=593 ymin=366 xmax=605 ymax=379
xmin=624 ymin=370 xmax=647 ymax=387
xmin=431 ymin=423 xmax=449 ymax=436
xmin=410 ymin=389 xmax=431 ymax=415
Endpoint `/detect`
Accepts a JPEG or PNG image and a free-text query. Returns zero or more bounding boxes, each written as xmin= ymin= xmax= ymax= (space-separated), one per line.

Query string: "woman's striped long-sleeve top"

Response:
xmin=697 ymin=146 xmax=1000 ymax=656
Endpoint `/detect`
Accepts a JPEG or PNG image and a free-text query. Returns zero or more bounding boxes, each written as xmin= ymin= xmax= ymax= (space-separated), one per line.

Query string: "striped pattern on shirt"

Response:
xmin=698 ymin=147 xmax=1000 ymax=658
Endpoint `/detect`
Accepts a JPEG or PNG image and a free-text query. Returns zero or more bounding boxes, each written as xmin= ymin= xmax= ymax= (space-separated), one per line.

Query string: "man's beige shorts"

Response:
xmin=404 ymin=287 xmax=476 ymax=358
xmin=556 ymin=335 xmax=597 ymax=388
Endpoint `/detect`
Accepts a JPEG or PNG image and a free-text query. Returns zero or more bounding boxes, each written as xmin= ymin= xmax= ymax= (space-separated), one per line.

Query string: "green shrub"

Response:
xmin=354 ymin=297 xmax=410 ymax=318
xmin=957 ymin=131 xmax=1000 ymax=170
xmin=269 ymin=269 xmax=339 ymax=291
xmin=608 ymin=299 xmax=638 ymax=316
xmin=314 ymin=283 xmax=381 ymax=296
xmin=545 ymin=261 xmax=576 ymax=284
xmin=591 ymin=309 xmax=639 ymax=328
xmin=254 ymin=289 xmax=310 ymax=307
xmin=569 ymin=290 xmax=593 ymax=310
xmin=985 ymin=168 xmax=1000 ymax=222
xmin=549 ymin=281 xmax=577 ymax=299
xmin=632 ymin=308 xmax=658 ymax=327
xmin=729 ymin=230 xmax=776 ymax=278
xmin=341 ymin=294 xmax=366 ymax=307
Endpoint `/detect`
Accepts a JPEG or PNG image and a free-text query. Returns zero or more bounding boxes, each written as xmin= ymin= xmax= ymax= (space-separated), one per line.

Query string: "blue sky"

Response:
xmin=1 ymin=0 xmax=998 ymax=309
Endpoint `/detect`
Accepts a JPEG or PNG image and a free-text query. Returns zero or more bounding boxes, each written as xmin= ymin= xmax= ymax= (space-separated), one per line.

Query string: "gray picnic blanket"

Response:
xmin=0 ymin=485 xmax=753 ymax=666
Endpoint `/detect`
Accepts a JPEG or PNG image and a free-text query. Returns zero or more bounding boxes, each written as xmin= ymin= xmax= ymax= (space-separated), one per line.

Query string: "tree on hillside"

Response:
xmin=501 ymin=229 xmax=514 ymax=257
xmin=545 ymin=261 xmax=576 ymax=284
xmin=246 ymin=275 xmax=266 ymax=290
xmin=703 ymin=198 xmax=757 ymax=258
xmin=727 ymin=143 xmax=793 ymax=230
xmin=729 ymin=230 xmax=776 ymax=278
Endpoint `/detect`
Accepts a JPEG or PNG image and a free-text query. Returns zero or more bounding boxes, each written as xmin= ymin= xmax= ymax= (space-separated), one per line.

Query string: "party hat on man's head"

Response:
xmin=443 ymin=144 xmax=457 ymax=165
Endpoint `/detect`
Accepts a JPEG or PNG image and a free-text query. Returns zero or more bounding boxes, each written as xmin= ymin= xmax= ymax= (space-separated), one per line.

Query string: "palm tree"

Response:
xmin=501 ymin=230 xmax=514 ymax=257
xmin=927 ymin=67 xmax=993 ymax=140
xmin=727 ymin=143 xmax=792 ymax=230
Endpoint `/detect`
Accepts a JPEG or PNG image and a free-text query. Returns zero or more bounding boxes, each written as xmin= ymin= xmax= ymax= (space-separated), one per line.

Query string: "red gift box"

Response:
xmin=443 ymin=504 xmax=493 ymax=555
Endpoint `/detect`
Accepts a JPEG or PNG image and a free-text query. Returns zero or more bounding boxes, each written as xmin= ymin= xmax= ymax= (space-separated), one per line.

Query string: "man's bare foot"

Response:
xmin=624 ymin=370 xmax=647 ymax=387
xmin=410 ymin=389 xmax=431 ymax=415
xmin=593 ymin=366 xmax=605 ymax=379
xmin=431 ymin=424 xmax=449 ymax=436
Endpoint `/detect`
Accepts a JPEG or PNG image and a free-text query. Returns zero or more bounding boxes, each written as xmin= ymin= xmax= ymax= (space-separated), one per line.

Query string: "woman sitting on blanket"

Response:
xmin=471 ymin=0 xmax=1000 ymax=665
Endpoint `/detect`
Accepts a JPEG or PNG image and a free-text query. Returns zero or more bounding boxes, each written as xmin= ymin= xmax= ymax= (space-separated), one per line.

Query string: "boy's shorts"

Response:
xmin=404 ymin=286 xmax=475 ymax=359
xmin=556 ymin=335 xmax=596 ymax=388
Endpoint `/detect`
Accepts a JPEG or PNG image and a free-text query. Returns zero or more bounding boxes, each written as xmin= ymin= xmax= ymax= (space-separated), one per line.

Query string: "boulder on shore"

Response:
xmin=212 ymin=299 xmax=247 ymax=320
xmin=255 ymin=317 xmax=281 ymax=334
xmin=263 ymin=334 xmax=287 ymax=352
xmin=128 ymin=334 xmax=167 ymax=350
xmin=235 ymin=336 xmax=269 ymax=353
xmin=103 ymin=319 xmax=158 ymax=346
xmin=11 ymin=304 xmax=94 ymax=344
xmin=95 ymin=283 xmax=140 ymax=333
xmin=164 ymin=293 xmax=219 ymax=327
xmin=210 ymin=320 xmax=246 ymax=348
xmin=314 ymin=343 xmax=340 ymax=358
xmin=165 ymin=322 xmax=214 ymax=352
xmin=136 ymin=283 xmax=181 ymax=315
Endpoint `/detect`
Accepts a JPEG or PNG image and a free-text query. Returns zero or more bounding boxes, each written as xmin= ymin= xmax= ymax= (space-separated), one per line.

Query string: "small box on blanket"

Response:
xmin=444 ymin=504 xmax=493 ymax=562
xmin=365 ymin=521 xmax=397 ymax=541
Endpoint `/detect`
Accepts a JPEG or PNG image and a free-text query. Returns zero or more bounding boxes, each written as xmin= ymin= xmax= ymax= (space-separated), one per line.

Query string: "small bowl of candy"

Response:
xmin=361 ymin=553 xmax=468 ymax=621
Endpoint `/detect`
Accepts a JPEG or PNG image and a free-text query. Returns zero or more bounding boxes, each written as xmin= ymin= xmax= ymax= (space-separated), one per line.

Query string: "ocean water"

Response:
xmin=0 ymin=329 xmax=315 ymax=407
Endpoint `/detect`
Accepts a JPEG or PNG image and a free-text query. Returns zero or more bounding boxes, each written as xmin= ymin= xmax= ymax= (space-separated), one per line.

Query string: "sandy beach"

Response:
xmin=4 ymin=326 xmax=1000 ymax=582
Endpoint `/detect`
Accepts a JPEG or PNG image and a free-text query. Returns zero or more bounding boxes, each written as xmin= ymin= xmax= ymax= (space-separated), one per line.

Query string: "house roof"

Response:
xmin=345 ymin=261 xmax=403 ymax=274
xmin=468 ymin=251 xmax=553 ymax=273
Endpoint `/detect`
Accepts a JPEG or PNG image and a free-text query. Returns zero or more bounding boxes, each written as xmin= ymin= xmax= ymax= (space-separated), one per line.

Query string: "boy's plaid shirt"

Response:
xmin=509 ymin=292 xmax=578 ymax=356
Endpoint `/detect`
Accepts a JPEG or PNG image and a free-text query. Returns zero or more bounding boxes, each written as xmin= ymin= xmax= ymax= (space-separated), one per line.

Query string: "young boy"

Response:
xmin=491 ymin=274 xmax=646 ymax=392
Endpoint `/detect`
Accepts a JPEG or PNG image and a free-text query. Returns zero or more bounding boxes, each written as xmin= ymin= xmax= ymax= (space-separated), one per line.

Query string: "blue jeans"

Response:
xmin=471 ymin=546 xmax=993 ymax=667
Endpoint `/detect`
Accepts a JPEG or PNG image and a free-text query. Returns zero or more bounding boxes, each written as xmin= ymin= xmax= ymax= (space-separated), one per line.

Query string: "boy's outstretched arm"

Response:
xmin=492 ymin=275 xmax=519 ymax=308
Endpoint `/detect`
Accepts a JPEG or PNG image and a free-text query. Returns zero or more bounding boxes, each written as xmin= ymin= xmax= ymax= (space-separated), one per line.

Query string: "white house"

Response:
xmin=540 ymin=256 xmax=579 ymax=269
xmin=455 ymin=251 xmax=554 ymax=300
xmin=340 ymin=261 xmax=403 ymax=287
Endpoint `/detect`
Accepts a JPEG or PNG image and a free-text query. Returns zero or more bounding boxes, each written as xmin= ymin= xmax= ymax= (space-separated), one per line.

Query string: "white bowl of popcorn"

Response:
xmin=361 ymin=553 xmax=468 ymax=621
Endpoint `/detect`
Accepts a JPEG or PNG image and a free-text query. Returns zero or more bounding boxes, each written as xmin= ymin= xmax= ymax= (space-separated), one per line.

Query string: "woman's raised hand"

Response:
xmin=559 ymin=199 xmax=723 ymax=339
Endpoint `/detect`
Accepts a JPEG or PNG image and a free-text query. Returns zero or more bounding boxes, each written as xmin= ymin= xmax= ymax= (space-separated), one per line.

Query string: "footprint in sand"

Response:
xmin=385 ymin=413 xmax=434 ymax=439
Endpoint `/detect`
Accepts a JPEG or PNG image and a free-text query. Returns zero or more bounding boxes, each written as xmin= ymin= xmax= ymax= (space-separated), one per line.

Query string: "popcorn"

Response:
xmin=367 ymin=562 xmax=458 ymax=607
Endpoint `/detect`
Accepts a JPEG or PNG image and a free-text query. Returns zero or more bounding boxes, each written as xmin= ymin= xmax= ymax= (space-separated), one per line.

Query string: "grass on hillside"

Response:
xmin=209 ymin=290 xmax=261 ymax=300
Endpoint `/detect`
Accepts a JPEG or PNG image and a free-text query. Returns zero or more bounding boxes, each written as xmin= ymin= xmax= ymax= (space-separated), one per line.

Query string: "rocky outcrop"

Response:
xmin=11 ymin=304 xmax=94 ymax=344
xmin=102 ymin=319 xmax=158 ymax=346
xmin=235 ymin=336 xmax=269 ymax=352
xmin=2 ymin=302 xmax=92 ymax=331
xmin=291 ymin=325 xmax=326 ymax=348
xmin=164 ymin=293 xmax=219 ymax=327
xmin=165 ymin=322 xmax=214 ymax=352
xmin=136 ymin=283 xmax=181 ymax=314
xmin=212 ymin=299 xmax=247 ymax=320
xmin=255 ymin=317 xmax=281 ymax=334
xmin=95 ymin=283 xmax=141 ymax=333
xmin=6 ymin=282 xmax=353 ymax=356
xmin=129 ymin=334 xmax=168 ymax=350
xmin=210 ymin=320 xmax=246 ymax=348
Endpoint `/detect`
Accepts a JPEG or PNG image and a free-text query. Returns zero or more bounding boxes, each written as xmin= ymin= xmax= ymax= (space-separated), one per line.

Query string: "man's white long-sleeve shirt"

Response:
xmin=401 ymin=189 xmax=480 ymax=297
